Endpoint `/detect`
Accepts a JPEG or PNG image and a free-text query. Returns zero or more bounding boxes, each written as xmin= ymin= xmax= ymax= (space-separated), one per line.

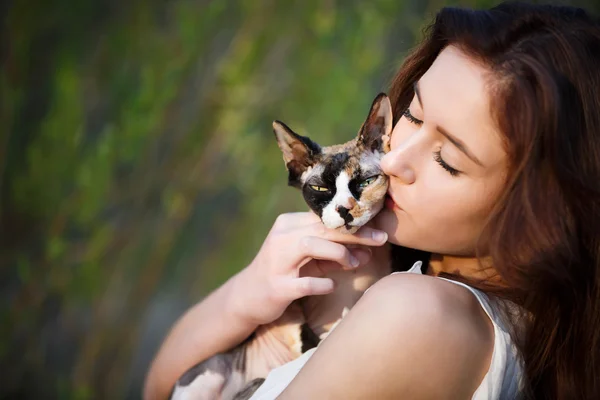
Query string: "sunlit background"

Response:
xmin=2 ymin=0 xmax=598 ymax=398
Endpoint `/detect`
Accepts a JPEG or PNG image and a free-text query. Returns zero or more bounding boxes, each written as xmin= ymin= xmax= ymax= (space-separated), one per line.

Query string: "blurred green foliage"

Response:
xmin=1 ymin=0 xmax=598 ymax=398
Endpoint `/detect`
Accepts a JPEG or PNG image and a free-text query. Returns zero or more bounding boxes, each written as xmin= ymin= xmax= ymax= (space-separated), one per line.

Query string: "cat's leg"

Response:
xmin=170 ymin=349 xmax=245 ymax=400
xmin=231 ymin=378 xmax=266 ymax=400
xmin=170 ymin=301 xmax=309 ymax=400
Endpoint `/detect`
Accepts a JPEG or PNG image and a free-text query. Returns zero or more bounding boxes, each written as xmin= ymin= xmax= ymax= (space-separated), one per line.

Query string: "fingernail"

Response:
xmin=313 ymin=279 xmax=335 ymax=292
xmin=372 ymin=230 xmax=388 ymax=243
xmin=350 ymin=255 xmax=360 ymax=268
xmin=353 ymin=248 xmax=372 ymax=265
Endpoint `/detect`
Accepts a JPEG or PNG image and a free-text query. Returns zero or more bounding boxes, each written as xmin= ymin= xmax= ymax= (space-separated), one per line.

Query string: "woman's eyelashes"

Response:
xmin=402 ymin=108 xmax=461 ymax=177
xmin=402 ymin=108 xmax=423 ymax=125
xmin=433 ymin=150 xmax=461 ymax=177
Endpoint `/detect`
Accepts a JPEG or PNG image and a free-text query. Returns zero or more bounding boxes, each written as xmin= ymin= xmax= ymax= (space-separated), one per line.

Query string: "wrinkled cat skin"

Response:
xmin=273 ymin=93 xmax=392 ymax=234
xmin=170 ymin=94 xmax=393 ymax=400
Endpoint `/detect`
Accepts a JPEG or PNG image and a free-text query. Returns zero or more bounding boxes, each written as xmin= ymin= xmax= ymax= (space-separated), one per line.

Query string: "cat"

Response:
xmin=272 ymin=93 xmax=392 ymax=234
xmin=169 ymin=93 xmax=393 ymax=400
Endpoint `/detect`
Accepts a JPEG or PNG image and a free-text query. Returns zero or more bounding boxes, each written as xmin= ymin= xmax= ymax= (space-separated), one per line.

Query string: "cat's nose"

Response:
xmin=336 ymin=206 xmax=354 ymax=224
xmin=338 ymin=197 xmax=356 ymax=210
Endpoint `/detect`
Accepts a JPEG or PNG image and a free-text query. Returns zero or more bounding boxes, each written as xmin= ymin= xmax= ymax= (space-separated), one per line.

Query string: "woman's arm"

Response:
xmin=143 ymin=268 xmax=258 ymax=400
xmin=143 ymin=213 xmax=387 ymax=400
xmin=278 ymin=273 xmax=494 ymax=400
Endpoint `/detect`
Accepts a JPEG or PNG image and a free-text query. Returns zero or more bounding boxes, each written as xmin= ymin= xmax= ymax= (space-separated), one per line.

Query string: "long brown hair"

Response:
xmin=388 ymin=2 xmax=600 ymax=399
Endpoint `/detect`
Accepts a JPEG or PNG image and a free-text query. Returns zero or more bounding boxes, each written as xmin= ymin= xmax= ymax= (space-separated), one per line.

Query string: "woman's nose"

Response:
xmin=381 ymin=147 xmax=416 ymax=185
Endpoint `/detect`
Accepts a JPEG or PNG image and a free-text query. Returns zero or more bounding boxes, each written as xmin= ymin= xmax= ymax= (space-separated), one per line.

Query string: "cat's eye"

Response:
xmin=359 ymin=176 xmax=378 ymax=188
xmin=309 ymin=185 xmax=329 ymax=192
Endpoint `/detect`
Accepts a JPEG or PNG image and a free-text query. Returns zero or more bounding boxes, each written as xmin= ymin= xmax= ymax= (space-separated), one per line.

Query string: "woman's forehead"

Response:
xmin=418 ymin=45 xmax=506 ymax=169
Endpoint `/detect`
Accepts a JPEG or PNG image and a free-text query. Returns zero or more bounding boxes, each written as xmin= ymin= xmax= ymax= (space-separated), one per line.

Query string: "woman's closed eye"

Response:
xmin=403 ymin=108 xmax=461 ymax=177
xmin=402 ymin=108 xmax=423 ymax=126
xmin=433 ymin=150 xmax=461 ymax=177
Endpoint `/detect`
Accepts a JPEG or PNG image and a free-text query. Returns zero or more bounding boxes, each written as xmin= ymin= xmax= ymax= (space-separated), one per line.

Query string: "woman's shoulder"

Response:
xmin=360 ymin=272 xmax=495 ymax=359
xmin=368 ymin=271 xmax=494 ymax=321
xmin=278 ymin=273 xmax=495 ymax=399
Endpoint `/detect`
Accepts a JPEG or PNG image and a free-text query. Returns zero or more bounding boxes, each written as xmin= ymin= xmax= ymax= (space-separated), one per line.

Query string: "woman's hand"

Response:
xmin=144 ymin=212 xmax=388 ymax=400
xmin=229 ymin=212 xmax=389 ymax=326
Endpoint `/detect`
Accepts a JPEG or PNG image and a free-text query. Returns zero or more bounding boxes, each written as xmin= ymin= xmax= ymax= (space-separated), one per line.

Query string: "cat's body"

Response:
xmin=170 ymin=94 xmax=393 ymax=400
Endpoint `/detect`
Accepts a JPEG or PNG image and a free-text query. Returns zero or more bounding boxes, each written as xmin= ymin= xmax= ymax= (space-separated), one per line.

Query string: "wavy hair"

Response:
xmin=389 ymin=2 xmax=600 ymax=398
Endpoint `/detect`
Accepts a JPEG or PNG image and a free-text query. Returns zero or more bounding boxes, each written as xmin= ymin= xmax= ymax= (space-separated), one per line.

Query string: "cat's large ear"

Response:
xmin=357 ymin=93 xmax=392 ymax=153
xmin=273 ymin=120 xmax=321 ymax=188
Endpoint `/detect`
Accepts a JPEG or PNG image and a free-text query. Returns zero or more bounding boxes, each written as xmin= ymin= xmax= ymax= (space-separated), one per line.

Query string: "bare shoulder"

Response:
xmin=279 ymin=273 xmax=494 ymax=400
xmin=365 ymin=272 xmax=494 ymax=330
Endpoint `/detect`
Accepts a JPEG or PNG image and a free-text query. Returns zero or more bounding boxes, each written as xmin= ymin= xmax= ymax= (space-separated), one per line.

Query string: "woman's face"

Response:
xmin=375 ymin=45 xmax=508 ymax=256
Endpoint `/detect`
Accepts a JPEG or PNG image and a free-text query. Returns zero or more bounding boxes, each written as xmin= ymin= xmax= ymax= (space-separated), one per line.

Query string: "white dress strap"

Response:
xmin=434 ymin=277 xmax=523 ymax=399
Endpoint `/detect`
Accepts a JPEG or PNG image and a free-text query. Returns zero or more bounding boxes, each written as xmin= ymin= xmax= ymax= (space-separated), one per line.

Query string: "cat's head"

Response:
xmin=273 ymin=93 xmax=392 ymax=234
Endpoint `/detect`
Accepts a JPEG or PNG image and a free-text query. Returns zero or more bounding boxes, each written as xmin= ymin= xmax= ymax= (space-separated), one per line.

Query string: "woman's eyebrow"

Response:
xmin=413 ymin=81 xmax=484 ymax=167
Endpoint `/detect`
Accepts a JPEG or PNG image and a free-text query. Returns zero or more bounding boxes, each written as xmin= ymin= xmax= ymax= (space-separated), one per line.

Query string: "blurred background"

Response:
xmin=2 ymin=0 xmax=598 ymax=398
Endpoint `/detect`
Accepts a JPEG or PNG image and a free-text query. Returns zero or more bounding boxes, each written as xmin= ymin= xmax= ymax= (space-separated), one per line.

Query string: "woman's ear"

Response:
xmin=357 ymin=93 xmax=393 ymax=153
xmin=273 ymin=120 xmax=321 ymax=188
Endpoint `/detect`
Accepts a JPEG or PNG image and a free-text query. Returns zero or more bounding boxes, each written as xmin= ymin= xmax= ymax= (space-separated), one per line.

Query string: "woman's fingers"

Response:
xmin=321 ymin=247 xmax=373 ymax=272
xmin=297 ymin=223 xmax=388 ymax=246
xmin=272 ymin=213 xmax=388 ymax=248
xmin=300 ymin=247 xmax=373 ymax=277
xmin=272 ymin=212 xmax=321 ymax=231
xmin=349 ymin=247 xmax=373 ymax=265
xmin=283 ymin=277 xmax=336 ymax=298
xmin=272 ymin=213 xmax=388 ymax=247
xmin=294 ymin=236 xmax=362 ymax=270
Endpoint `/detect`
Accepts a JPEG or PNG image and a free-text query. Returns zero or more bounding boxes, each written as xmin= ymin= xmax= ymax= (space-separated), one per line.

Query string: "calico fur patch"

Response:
xmin=273 ymin=93 xmax=392 ymax=233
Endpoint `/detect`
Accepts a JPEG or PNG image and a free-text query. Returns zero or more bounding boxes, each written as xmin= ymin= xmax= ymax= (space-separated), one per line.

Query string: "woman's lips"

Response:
xmin=385 ymin=194 xmax=399 ymax=210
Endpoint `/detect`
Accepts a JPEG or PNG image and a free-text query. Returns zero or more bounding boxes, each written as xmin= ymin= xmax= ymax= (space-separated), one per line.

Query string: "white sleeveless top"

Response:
xmin=250 ymin=261 xmax=523 ymax=400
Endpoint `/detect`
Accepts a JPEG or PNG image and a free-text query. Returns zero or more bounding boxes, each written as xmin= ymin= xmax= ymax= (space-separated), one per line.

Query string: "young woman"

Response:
xmin=145 ymin=2 xmax=600 ymax=399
